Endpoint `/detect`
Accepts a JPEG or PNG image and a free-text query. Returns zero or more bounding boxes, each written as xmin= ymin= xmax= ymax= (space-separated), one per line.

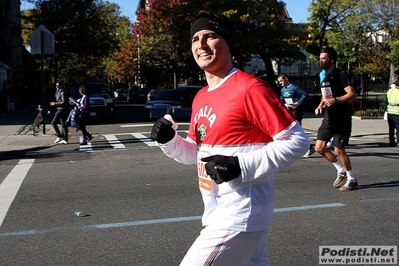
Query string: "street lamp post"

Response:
xmin=137 ymin=34 xmax=141 ymax=88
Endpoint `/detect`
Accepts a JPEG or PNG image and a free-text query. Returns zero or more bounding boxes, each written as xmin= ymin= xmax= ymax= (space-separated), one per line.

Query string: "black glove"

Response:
xmin=201 ymin=155 xmax=241 ymax=184
xmin=151 ymin=117 xmax=175 ymax=143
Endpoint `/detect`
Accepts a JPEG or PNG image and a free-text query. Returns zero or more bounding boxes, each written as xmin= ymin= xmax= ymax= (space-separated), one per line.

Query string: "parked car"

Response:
xmin=69 ymin=82 xmax=114 ymax=122
xmin=128 ymin=86 xmax=151 ymax=103
xmin=177 ymin=84 xmax=204 ymax=102
xmin=145 ymin=89 xmax=191 ymax=120
xmin=113 ymin=88 xmax=128 ymax=100
xmin=146 ymin=89 xmax=160 ymax=102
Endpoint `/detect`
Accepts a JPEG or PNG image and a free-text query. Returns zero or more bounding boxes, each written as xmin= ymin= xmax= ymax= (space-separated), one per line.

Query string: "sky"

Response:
xmin=111 ymin=0 xmax=312 ymax=23
xmin=21 ymin=0 xmax=311 ymax=23
xmin=21 ymin=0 xmax=140 ymax=20
xmin=284 ymin=0 xmax=312 ymax=23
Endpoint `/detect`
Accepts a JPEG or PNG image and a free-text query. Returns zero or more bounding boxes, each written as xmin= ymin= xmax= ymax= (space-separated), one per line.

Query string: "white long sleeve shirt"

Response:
xmin=158 ymin=69 xmax=309 ymax=232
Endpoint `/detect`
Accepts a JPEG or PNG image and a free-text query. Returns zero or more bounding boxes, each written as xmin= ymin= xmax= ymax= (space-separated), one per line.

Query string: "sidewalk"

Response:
xmin=301 ymin=111 xmax=389 ymax=143
xmin=0 ymin=105 xmax=55 ymax=153
xmin=0 ymin=107 xmax=391 ymax=153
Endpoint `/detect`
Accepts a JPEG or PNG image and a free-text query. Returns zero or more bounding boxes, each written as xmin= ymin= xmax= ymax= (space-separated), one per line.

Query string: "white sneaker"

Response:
xmin=333 ymin=172 xmax=347 ymax=188
xmin=58 ymin=140 xmax=68 ymax=144
xmin=303 ymin=148 xmax=314 ymax=158
xmin=54 ymin=137 xmax=62 ymax=144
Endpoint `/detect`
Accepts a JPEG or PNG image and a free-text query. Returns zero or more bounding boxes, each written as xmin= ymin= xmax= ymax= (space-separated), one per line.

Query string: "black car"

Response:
xmin=144 ymin=89 xmax=191 ymax=120
xmin=146 ymin=89 xmax=161 ymax=102
xmin=177 ymin=84 xmax=203 ymax=102
xmin=69 ymin=82 xmax=114 ymax=122
xmin=128 ymin=86 xmax=151 ymax=103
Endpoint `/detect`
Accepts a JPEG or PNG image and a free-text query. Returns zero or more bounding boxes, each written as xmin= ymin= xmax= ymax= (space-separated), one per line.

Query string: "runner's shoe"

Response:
xmin=54 ymin=137 xmax=63 ymax=144
xmin=86 ymin=134 xmax=93 ymax=142
xmin=58 ymin=139 xmax=68 ymax=144
xmin=333 ymin=172 xmax=347 ymax=188
xmin=339 ymin=180 xmax=359 ymax=192
xmin=303 ymin=147 xmax=315 ymax=158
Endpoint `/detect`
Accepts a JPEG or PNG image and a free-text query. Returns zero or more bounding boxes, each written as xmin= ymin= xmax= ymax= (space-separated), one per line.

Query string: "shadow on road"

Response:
xmin=357 ymin=180 xmax=399 ymax=190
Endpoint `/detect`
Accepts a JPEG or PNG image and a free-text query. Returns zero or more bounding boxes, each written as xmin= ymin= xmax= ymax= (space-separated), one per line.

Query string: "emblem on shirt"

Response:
xmin=198 ymin=124 xmax=206 ymax=140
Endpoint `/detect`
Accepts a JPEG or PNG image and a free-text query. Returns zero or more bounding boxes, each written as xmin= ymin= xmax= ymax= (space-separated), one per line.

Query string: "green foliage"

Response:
xmin=307 ymin=0 xmax=353 ymax=49
xmin=390 ymin=40 xmax=399 ymax=69
xmin=132 ymin=0 xmax=307 ymax=90
xmin=22 ymin=0 xmax=130 ymax=85
xmin=353 ymin=108 xmax=385 ymax=117
xmin=308 ymin=0 xmax=399 ymax=83
xmin=21 ymin=0 xmax=312 ymax=90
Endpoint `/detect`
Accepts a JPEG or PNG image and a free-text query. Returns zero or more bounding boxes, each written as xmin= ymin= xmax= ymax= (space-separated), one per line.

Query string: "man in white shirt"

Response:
xmin=151 ymin=11 xmax=309 ymax=265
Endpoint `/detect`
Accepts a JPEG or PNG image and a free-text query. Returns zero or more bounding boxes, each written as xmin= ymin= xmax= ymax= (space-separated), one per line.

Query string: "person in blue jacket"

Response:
xmin=278 ymin=73 xmax=314 ymax=157
xmin=278 ymin=73 xmax=308 ymax=123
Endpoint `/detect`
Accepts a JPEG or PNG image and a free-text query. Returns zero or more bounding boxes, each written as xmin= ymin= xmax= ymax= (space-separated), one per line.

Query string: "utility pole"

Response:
xmin=137 ymin=34 xmax=141 ymax=87
xmin=30 ymin=25 xmax=54 ymax=135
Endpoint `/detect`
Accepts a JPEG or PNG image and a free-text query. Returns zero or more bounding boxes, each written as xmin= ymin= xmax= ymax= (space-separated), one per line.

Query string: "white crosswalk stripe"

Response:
xmin=79 ymin=137 xmax=93 ymax=152
xmin=77 ymin=130 xmax=189 ymax=151
xmin=131 ymin=133 xmax=158 ymax=147
xmin=103 ymin=134 xmax=126 ymax=149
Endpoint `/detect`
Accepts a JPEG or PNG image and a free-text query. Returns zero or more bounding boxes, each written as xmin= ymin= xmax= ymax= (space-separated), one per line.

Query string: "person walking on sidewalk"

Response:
xmin=314 ymin=47 xmax=358 ymax=192
xmin=385 ymin=80 xmax=399 ymax=147
xmin=50 ymin=81 xmax=68 ymax=144
xmin=77 ymin=85 xmax=93 ymax=145
xmin=151 ymin=11 xmax=309 ymax=265
xmin=278 ymin=73 xmax=314 ymax=158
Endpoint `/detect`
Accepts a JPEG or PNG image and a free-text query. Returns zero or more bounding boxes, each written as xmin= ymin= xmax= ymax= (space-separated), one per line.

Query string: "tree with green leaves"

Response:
xmin=390 ymin=40 xmax=399 ymax=73
xmin=134 ymin=0 xmax=185 ymax=88
xmin=132 ymin=0 xmax=307 ymax=93
xmin=104 ymin=16 xmax=134 ymax=88
xmin=22 ymin=0 xmax=129 ymax=85
xmin=308 ymin=0 xmax=399 ymax=85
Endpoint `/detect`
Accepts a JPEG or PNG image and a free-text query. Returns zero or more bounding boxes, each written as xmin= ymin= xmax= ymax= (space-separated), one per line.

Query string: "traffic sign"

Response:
xmin=30 ymin=24 xmax=54 ymax=55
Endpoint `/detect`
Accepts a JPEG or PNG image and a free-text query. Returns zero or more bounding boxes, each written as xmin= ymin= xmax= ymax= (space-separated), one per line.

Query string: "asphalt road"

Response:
xmin=0 ymin=102 xmax=398 ymax=266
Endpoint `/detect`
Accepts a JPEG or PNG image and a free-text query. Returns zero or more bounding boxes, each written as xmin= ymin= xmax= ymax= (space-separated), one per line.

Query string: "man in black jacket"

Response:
xmin=50 ymin=81 xmax=68 ymax=144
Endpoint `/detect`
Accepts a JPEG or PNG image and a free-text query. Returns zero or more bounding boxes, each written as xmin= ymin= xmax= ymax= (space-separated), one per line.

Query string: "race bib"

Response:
xmin=284 ymin=97 xmax=293 ymax=108
xmin=197 ymin=150 xmax=214 ymax=195
xmin=321 ymin=86 xmax=333 ymax=101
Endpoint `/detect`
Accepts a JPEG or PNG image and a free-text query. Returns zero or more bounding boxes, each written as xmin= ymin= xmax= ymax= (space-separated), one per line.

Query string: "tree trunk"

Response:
xmin=259 ymin=52 xmax=279 ymax=95
xmin=390 ymin=63 xmax=398 ymax=84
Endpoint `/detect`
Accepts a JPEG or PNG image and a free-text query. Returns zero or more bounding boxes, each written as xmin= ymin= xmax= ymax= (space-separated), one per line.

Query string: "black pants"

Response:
xmin=51 ymin=109 xmax=68 ymax=141
xmin=387 ymin=113 xmax=399 ymax=146
xmin=290 ymin=107 xmax=304 ymax=124
xmin=80 ymin=115 xmax=90 ymax=140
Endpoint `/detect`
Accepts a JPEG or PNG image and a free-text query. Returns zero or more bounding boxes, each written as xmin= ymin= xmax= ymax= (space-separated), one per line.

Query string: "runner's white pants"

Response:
xmin=180 ymin=227 xmax=268 ymax=266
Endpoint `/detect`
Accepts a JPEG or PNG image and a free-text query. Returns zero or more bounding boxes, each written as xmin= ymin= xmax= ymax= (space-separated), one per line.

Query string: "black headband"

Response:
xmin=190 ymin=16 xmax=235 ymax=53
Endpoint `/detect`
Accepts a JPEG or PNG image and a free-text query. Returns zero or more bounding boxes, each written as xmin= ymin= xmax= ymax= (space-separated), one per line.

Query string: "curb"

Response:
xmin=352 ymin=116 xmax=384 ymax=120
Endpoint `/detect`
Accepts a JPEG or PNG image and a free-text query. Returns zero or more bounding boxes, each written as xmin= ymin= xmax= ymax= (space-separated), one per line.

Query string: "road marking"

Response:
xmin=0 ymin=202 xmax=345 ymax=236
xmin=131 ymin=133 xmax=158 ymax=147
xmin=103 ymin=134 xmax=126 ymax=149
xmin=273 ymin=203 xmax=345 ymax=212
xmin=79 ymin=137 xmax=93 ymax=151
xmin=0 ymin=159 xmax=35 ymax=227
xmin=120 ymin=123 xmax=156 ymax=128
xmin=120 ymin=122 xmax=190 ymax=128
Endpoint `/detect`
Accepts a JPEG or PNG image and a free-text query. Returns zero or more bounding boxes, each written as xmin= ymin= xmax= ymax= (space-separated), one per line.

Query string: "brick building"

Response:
xmin=0 ymin=0 xmax=25 ymax=114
